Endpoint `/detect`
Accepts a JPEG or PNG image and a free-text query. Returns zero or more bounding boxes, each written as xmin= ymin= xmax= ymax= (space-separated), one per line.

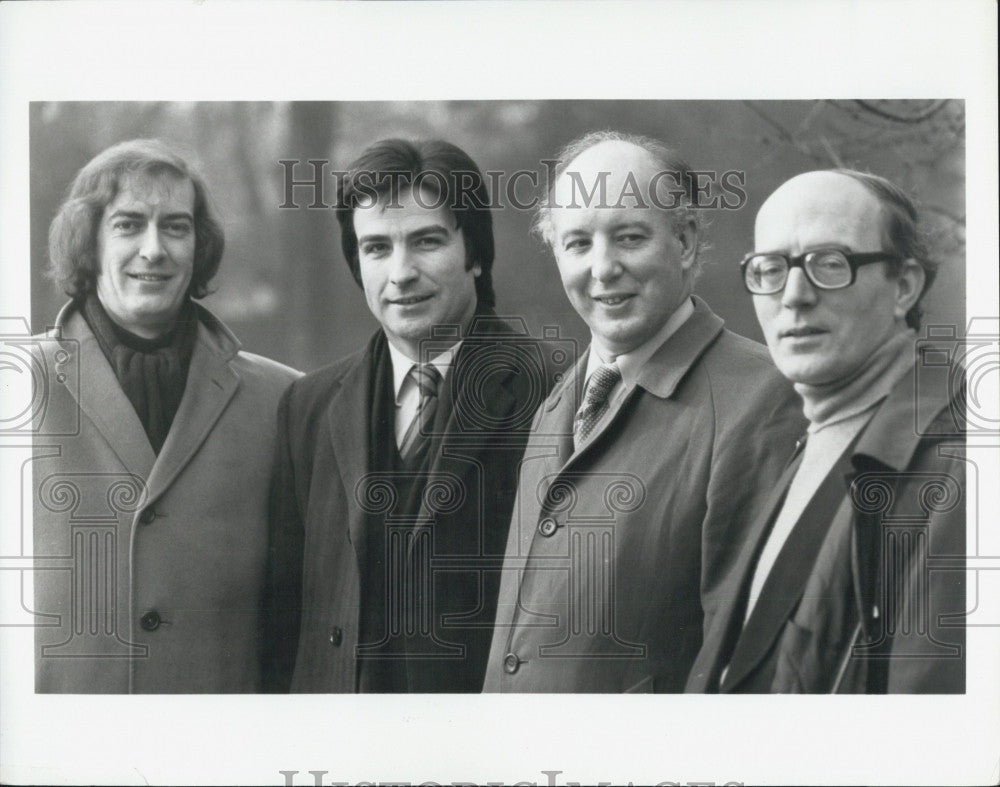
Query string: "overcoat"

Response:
xmin=32 ymin=300 xmax=299 ymax=693
xmin=263 ymin=313 xmax=559 ymax=692
xmin=686 ymin=358 xmax=966 ymax=693
xmin=483 ymin=297 xmax=805 ymax=692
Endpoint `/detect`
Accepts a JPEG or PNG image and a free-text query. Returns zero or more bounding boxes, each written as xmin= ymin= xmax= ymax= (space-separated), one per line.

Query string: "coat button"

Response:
xmin=503 ymin=653 xmax=520 ymax=674
xmin=139 ymin=508 xmax=156 ymax=525
xmin=538 ymin=517 xmax=558 ymax=537
xmin=329 ymin=626 xmax=343 ymax=647
xmin=139 ymin=610 xmax=161 ymax=631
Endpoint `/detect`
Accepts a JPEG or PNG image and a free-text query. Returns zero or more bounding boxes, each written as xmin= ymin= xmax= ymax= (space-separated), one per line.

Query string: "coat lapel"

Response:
xmin=534 ymin=356 xmax=582 ymax=499
xmin=559 ymin=297 xmax=725 ymax=472
xmin=721 ymin=439 xmax=858 ymax=691
xmin=691 ymin=449 xmax=802 ymax=690
xmin=144 ymin=325 xmax=240 ymax=504
xmin=408 ymin=332 xmax=524 ymax=551
xmin=326 ymin=339 xmax=378 ymax=563
xmin=53 ymin=306 xmax=156 ymax=483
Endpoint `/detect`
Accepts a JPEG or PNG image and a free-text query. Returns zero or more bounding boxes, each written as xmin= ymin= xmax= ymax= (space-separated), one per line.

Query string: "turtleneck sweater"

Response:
xmin=741 ymin=328 xmax=917 ymax=624
xmin=82 ymin=294 xmax=199 ymax=454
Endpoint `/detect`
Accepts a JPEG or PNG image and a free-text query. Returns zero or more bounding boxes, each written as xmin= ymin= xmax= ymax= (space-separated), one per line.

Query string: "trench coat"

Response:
xmin=483 ymin=297 xmax=806 ymax=692
xmin=32 ymin=300 xmax=299 ymax=693
xmin=686 ymin=357 xmax=966 ymax=693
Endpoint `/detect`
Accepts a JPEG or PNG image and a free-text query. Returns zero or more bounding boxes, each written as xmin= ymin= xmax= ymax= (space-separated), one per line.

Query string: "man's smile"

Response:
xmin=388 ymin=293 xmax=435 ymax=306
xmin=592 ymin=293 xmax=636 ymax=307
xmin=127 ymin=272 xmax=173 ymax=282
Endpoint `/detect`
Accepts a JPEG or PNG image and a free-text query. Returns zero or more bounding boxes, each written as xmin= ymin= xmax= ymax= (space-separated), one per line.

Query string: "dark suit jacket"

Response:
xmin=483 ymin=297 xmax=805 ymax=692
xmin=686 ymin=357 xmax=966 ymax=693
xmin=263 ymin=312 xmax=559 ymax=692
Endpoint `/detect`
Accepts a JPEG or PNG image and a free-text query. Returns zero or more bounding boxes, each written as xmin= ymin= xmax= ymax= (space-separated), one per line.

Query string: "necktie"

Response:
xmin=399 ymin=363 xmax=442 ymax=467
xmin=573 ymin=362 xmax=622 ymax=448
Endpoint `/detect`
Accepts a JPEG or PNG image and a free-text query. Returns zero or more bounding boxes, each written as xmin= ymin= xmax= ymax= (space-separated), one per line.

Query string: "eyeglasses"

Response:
xmin=741 ymin=249 xmax=902 ymax=295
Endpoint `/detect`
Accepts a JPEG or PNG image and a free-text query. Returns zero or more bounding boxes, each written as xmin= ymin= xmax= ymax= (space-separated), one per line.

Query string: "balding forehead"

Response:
xmin=754 ymin=172 xmax=885 ymax=253
xmin=554 ymin=141 xmax=665 ymax=209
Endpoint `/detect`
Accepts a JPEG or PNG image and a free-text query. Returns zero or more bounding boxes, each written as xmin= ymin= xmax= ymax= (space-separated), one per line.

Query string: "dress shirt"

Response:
xmin=387 ymin=338 xmax=461 ymax=448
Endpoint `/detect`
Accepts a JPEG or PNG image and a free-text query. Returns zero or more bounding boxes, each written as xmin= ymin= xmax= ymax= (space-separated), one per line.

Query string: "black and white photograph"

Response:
xmin=1 ymin=2 xmax=997 ymax=785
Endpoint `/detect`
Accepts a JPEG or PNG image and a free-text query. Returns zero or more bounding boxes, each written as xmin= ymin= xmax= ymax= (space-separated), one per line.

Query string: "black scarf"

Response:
xmin=82 ymin=294 xmax=199 ymax=454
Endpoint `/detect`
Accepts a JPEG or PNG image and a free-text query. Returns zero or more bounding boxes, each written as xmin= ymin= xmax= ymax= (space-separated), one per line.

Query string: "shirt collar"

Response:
xmin=387 ymin=337 xmax=462 ymax=404
xmin=584 ymin=296 xmax=695 ymax=388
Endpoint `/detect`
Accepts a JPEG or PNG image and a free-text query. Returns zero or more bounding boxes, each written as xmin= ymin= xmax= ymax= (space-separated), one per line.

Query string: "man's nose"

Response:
xmin=590 ymin=238 xmax=622 ymax=283
xmin=781 ymin=266 xmax=818 ymax=309
xmin=139 ymin=226 xmax=166 ymax=263
xmin=388 ymin=247 xmax=419 ymax=285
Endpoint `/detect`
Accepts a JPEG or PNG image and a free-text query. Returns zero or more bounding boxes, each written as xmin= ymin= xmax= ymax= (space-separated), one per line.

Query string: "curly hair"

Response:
xmin=47 ymin=138 xmax=224 ymax=300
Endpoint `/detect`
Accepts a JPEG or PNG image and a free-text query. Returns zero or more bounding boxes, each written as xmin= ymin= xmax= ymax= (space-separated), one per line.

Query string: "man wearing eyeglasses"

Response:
xmin=686 ymin=169 xmax=966 ymax=693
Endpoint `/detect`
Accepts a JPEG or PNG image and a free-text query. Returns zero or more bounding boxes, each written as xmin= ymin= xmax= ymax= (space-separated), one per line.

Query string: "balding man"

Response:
xmin=483 ymin=132 xmax=804 ymax=692
xmin=686 ymin=169 xmax=966 ymax=693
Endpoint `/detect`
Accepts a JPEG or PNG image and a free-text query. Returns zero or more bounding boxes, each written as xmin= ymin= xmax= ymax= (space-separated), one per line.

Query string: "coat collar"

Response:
xmin=851 ymin=355 xmax=954 ymax=473
xmin=50 ymin=299 xmax=243 ymax=504
xmin=633 ymin=295 xmax=724 ymax=399
xmin=848 ymin=346 xmax=960 ymax=648
xmin=543 ymin=296 xmax=724 ymax=414
xmin=540 ymin=296 xmax=725 ymax=470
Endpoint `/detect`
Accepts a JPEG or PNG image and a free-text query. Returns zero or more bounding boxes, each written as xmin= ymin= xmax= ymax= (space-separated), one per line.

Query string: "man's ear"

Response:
xmin=895 ymin=258 xmax=926 ymax=321
xmin=677 ymin=218 xmax=698 ymax=271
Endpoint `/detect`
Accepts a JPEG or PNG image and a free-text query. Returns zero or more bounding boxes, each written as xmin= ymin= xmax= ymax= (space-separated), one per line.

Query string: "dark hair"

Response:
xmin=533 ymin=129 xmax=706 ymax=274
xmin=47 ymin=138 xmax=224 ymax=300
xmin=335 ymin=138 xmax=495 ymax=308
xmin=833 ymin=168 xmax=936 ymax=330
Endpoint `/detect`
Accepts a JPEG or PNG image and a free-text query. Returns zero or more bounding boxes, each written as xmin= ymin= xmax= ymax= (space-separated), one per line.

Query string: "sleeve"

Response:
xmin=886 ymin=444 xmax=967 ymax=693
xmin=700 ymin=362 xmax=806 ymax=607
xmin=260 ymin=384 xmax=306 ymax=693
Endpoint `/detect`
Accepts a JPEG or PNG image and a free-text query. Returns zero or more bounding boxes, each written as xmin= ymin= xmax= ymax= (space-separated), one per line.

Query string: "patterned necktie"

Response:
xmin=399 ymin=363 xmax=442 ymax=467
xmin=573 ymin=362 xmax=622 ymax=448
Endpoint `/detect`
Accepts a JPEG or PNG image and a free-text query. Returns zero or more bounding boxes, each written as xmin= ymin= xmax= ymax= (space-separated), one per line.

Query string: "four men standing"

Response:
xmin=35 ymin=133 xmax=965 ymax=695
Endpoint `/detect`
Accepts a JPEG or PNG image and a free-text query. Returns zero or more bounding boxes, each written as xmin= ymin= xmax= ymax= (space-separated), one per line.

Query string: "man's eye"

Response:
xmin=616 ymin=233 xmax=646 ymax=247
xmin=564 ymin=238 xmax=591 ymax=252
xmin=414 ymin=236 xmax=444 ymax=249
xmin=112 ymin=220 xmax=140 ymax=234
xmin=361 ymin=242 xmax=390 ymax=256
xmin=162 ymin=222 xmax=192 ymax=238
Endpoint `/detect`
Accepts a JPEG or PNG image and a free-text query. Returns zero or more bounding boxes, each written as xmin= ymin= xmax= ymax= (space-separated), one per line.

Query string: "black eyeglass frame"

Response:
xmin=740 ymin=249 xmax=903 ymax=294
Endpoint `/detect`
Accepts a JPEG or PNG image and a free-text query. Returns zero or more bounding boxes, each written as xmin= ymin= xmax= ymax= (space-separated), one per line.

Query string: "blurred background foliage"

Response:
xmin=30 ymin=100 xmax=965 ymax=372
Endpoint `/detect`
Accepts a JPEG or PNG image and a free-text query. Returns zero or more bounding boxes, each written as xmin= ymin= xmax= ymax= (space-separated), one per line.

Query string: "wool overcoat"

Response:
xmin=32 ymin=300 xmax=300 ymax=693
